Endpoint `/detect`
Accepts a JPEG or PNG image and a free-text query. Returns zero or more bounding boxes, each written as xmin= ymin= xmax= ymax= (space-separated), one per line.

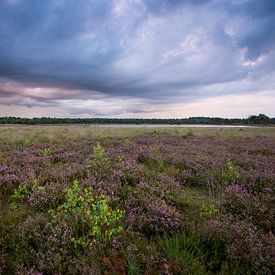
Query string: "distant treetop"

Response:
xmin=0 ymin=115 xmax=274 ymax=125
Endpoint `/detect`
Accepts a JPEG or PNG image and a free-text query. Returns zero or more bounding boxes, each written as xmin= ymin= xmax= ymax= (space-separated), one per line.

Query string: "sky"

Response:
xmin=0 ymin=0 xmax=275 ymax=118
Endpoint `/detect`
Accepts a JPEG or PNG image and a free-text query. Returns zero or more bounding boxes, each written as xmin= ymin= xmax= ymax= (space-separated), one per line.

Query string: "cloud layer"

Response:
xmin=0 ymin=0 xmax=275 ymax=117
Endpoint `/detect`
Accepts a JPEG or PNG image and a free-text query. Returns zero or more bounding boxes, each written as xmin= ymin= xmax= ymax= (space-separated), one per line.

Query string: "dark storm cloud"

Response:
xmin=0 ymin=0 xmax=275 ymax=116
xmin=228 ymin=0 xmax=275 ymax=60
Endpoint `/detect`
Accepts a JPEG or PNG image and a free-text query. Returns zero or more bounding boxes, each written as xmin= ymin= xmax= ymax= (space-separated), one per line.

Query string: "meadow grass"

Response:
xmin=0 ymin=124 xmax=274 ymax=145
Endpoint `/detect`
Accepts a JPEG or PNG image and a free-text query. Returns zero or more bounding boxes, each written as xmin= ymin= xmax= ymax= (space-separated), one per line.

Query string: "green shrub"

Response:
xmin=186 ymin=129 xmax=194 ymax=137
xmin=150 ymin=129 xmax=169 ymax=136
xmin=115 ymin=155 xmax=124 ymax=162
xmin=0 ymin=152 xmax=6 ymax=163
xmin=12 ymin=185 xmax=32 ymax=201
xmin=23 ymin=139 xmax=32 ymax=146
xmin=220 ymin=159 xmax=239 ymax=185
xmin=86 ymin=143 xmax=108 ymax=170
xmin=93 ymin=143 xmax=106 ymax=162
xmin=123 ymin=138 xmax=133 ymax=146
xmin=9 ymin=139 xmax=24 ymax=146
xmin=41 ymin=147 xmax=52 ymax=157
xmin=51 ymin=180 xmax=125 ymax=245
xmin=199 ymin=203 xmax=219 ymax=219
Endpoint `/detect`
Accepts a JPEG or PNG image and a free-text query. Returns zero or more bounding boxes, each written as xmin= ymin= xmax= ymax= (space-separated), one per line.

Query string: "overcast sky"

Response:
xmin=0 ymin=0 xmax=275 ymax=118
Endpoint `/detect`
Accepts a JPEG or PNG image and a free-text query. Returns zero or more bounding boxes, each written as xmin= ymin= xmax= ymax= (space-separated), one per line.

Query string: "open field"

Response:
xmin=0 ymin=126 xmax=274 ymax=274
xmin=0 ymin=124 xmax=275 ymax=145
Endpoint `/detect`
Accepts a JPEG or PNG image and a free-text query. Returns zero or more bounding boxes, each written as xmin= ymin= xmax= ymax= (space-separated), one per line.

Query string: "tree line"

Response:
xmin=0 ymin=114 xmax=274 ymax=125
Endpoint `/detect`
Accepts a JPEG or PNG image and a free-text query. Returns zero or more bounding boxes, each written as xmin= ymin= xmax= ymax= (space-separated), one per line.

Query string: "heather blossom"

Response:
xmin=0 ymin=134 xmax=274 ymax=274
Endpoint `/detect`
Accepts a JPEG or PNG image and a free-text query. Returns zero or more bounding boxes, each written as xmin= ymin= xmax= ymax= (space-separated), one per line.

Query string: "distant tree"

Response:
xmin=0 ymin=115 xmax=274 ymax=125
xmin=248 ymin=114 xmax=270 ymax=124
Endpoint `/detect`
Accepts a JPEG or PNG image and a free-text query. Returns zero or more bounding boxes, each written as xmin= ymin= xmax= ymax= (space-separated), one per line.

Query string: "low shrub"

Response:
xmin=12 ymin=184 xmax=32 ymax=201
xmin=186 ymin=128 xmax=194 ymax=137
xmin=41 ymin=147 xmax=52 ymax=157
xmin=51 ymin=180 xmax=125 ymax=244
xmin=126 ymin=199 xmax=181 ymax=235
xmin=219 ymin=159 xmax=239 ymax=186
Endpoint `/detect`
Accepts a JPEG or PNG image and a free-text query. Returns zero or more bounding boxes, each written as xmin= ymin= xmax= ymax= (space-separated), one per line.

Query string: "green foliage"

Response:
xmin=38 ymin=136 xmax=50 ymax=143
xmin=52 ymin=180 xmax=125 ymax=244
xmin=157 ymin=232 xmax=206 ymax=274
xmin=158 ymin=230 xmax=227 ymax=273
xmin=23 ymin=139 xmax=32 ymax=146
xmin=71 ymin=236 xmax=90 ymax=250
xmin=199 ymin=203 xmax=219 ymax=219
xmin=186 ymin=128 xmax=194 ymax=137
xmin=3 ymin=115 xmax=270 ymax=125
xmin=220 ymin=159 xmax=239 ymax=185
xmin=12 ymin=185 xmax=32 ymax=201
xmin=248 ymin=113 xmax=270 ymax=124
xmin=150 ymin=129 xmax=169 ymax=136
xmin=115 ymin=155 xmax=124 ymax=162
xmin=158 ymin=233 xmax=183 ymax=260
xmin=123 ymin=138 xmax=133 ymax=146
xmin=158 ymin=232 xmax=205 ymax=261
xmin=97 ymin=136 xmax=110 ymax=145
xmin=92 ymin=142 xmax=107 ymax=165
xmin=86 ymin=142 xmax=109 ymax=170
xmin=0 ymin=151 xmax=6 ymax=164
xmin=127 ymin=259 xmax=142 ymax=275
xmin=41 ymin=147 xmax=52 ymax=156
xmin=9 ymin=139 xmax=24 ymax=146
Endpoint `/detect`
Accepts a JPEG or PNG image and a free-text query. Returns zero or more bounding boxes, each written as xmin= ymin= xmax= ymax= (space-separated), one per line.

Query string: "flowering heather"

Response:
xmin=0 ymin=132 xmax=274 ymax=274
xmin=146 ymin=200 xmax=181 ymax=233
xmin=125 ymin=197 xmax=181 ymax=235
xmin=0 ymin=164 xmax=9 ymax=174
xmin=27 ymin=183 xmax=66 ymax=209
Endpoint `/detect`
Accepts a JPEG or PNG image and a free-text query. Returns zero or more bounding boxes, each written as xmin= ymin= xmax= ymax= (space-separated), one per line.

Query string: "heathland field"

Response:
xmin=0 ymin=126 xmax=274 ymax=274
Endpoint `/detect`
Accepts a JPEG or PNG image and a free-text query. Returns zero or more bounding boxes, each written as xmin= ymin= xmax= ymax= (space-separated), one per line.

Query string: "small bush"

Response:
xmin=51 ymin=180 xmax=125 ymax=244
xmin=127 ymin=199 xmax=181 ymax=235
xmin=150 ymin=129 xmax=169 ymax=136
xmin=220 ymin=159 xmax=239 ymax=185
xmin=93 ymin=142 xmax=107 ymax=163
xmin=12 ymin=185 xmax=32 ymax=201
xmin=123 ymin=138 xmax=133 ymax=146
xmin=23 ymin=139 xmax=32 ymax=146
xmin=41 ymin=147 xmax=52 ymax=157
xmin=87 ymin=143 xmax=108 ymax=170
xmin=0 ymin=171 xmax=20 ymax=195
xmin=222 ymin=184 xmax=273 ymax=231
xmin=186 ymin=129 xmax=194 ymax=137
xmin=199 ymin=203 xmax=219 ymax=219
xmin=27 ymin=183 xmax=65 ymax=210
